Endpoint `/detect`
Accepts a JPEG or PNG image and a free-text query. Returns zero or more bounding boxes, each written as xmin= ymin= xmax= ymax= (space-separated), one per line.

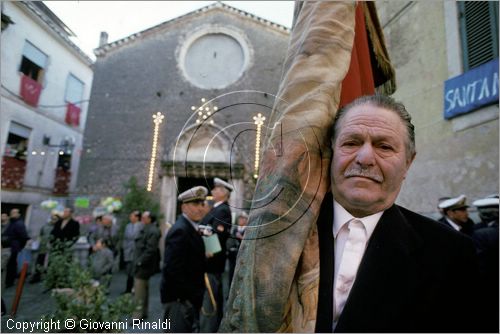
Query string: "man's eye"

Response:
xmin=342 ymin=141 xmax=358 ymax=147
xmin=379 ymin=144 xmax=393 ymax=151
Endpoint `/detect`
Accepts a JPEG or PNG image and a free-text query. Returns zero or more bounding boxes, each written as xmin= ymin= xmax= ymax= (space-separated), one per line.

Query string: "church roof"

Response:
xmin=94 ymin=2 xmax=291 ymax=57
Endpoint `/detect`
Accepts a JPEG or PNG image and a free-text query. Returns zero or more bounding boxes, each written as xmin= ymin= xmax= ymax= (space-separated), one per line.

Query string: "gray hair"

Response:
xmin=332 ymin=95 xmax=416 ymax=159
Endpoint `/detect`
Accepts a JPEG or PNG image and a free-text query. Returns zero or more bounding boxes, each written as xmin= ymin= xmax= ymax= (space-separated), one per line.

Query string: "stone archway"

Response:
xmin=160 ymin=123 xmax=245 ymax=225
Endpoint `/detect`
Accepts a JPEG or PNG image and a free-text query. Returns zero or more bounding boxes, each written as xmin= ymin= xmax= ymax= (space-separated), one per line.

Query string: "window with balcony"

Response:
xmin=19 ymin=41 xmax=47 ymax=107
xmin=1 ymin=122 xmax=31 ymax=190
xmin=19 ymin=41 xmax=47 ymax=82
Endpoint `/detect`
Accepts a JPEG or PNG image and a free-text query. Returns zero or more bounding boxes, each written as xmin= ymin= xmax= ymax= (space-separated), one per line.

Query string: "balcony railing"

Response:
xmin=1 ymin=156 xmax=27 ymax=190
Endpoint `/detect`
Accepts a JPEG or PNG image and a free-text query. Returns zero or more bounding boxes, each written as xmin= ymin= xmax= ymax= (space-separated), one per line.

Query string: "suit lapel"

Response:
xmin=335 ymin=204 xmax=422 ymax=332
xmin=315 ymin=192 xmax=335 ymax=332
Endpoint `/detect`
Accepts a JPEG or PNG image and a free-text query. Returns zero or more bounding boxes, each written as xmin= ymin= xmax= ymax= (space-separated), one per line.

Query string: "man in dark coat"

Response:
xmin=161 ymin=186 xmax=208 ymax=333
xmin=437 ymin=195 xmax=475 ymax=236
xmin=199 ymin=178 xmax=232 ymax=332
xmin=132 ymin=211 xmax=160 ymax=320
xmin=471 ymin=196 xmax=499 ymax=332
xmin=4 ymin=208 xmax=29 ymax=288
xmin=50 ymin=207 xmax=80 ymax=248
xmin=313 ymin=95 xmax=480 ymax=332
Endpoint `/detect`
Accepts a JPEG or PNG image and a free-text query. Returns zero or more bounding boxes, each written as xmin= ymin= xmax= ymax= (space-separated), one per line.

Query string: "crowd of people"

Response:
xmin=0 ymin=178 xmax=249 ymax=331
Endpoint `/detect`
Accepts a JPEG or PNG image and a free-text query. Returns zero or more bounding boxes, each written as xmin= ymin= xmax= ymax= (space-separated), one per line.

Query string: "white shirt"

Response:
xmin=182 ymin=213 xmax=199 ymax=231
xmin=332 ymin=201 xmax=384 ymax=325
xmin=445 ymin=217 xmax=461 ymax=231
xmin=213 ymin=201 xmax=224 ymax=208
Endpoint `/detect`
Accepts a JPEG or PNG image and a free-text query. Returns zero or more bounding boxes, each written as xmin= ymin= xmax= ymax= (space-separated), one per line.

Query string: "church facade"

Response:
xmin=77 ymin=3 xmax=290 ymax=223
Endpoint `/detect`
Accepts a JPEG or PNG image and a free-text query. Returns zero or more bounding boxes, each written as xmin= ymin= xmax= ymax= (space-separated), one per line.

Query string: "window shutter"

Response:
xmin=459 ymin=1 xmax=499 ymax=71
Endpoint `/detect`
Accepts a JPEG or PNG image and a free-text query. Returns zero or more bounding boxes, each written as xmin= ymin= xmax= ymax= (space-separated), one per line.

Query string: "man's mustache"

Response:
xmin=344 ymin=166 xmax=383 ymax=183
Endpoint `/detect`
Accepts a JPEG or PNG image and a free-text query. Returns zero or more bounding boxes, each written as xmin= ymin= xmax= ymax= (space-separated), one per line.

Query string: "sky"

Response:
xmin=44 ymin=1 xmax=295 ymax=60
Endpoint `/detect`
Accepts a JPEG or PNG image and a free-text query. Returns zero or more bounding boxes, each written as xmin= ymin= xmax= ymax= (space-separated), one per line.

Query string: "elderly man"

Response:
xmin=223 ymin=95 xmax=481 ymax=333
xmin=160 ymin=186 xmax=208 ymax=333
xmin=315 ymin=95 xmax=480 ymax=332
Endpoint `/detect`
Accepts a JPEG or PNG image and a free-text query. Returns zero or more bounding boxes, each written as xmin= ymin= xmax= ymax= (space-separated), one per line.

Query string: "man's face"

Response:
xmin=129 ymin=212 xmax=139 ymax=223
xmin=1 ymin=213 xmax=9 ymax=223
xmin=331 ymin=103 xmax=415 ymax=217
xmin=10 ymin=209 xmax=20 ymax=219
xmin=102 ymin=217 xmax=112 ymax=226
xmin=141 ymin=212 xmax=151 ymax=224
xmin=238 ymin=217 xmax=248 ymax=227
xmin=211 ymin=186 xmax=226 ymax=202
xmin=447 ymin=208 xmax=469 ymax=225
xmin=182 ymin=202 xmax=206 ymax=222
xmin=62 ymin=208 xmax=71 ymax=219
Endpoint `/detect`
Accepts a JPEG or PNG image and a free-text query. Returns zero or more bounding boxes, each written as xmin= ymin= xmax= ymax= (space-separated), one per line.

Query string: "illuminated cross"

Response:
xmin=253 ymin=113 xmax=266 ymax=179
xmin=191 ymin=97 xmax=217 ymax=124
xmin=147 ymin=112 xmax=165 ymax=191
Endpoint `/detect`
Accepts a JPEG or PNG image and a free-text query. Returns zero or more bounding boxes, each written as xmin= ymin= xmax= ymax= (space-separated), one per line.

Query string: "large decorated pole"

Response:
xmin=220 ymin=1 xmax=395 ymax=332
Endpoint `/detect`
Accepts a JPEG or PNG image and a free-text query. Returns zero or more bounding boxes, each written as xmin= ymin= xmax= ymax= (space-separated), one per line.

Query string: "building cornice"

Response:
xmin=95 ymin=2 xmax=290 ymax=57
xmin=18 ymin=1 xmax=93 ymax=66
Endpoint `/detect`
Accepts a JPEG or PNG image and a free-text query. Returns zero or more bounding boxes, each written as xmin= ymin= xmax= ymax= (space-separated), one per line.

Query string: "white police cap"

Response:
xmin=214 ymin=177 xmax=233 ymax=192
xmin=438 ymin=194 xmax=469 ymax=210
xmin=472 ymin=196 xmax=499 ymax=208
xmin=178 ymin=186 xmax=208 ymax=203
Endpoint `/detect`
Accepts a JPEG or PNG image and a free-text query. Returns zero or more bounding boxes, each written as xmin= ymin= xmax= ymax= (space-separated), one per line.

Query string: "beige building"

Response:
xmin=376 ymin=1 xmax=499 ymax=218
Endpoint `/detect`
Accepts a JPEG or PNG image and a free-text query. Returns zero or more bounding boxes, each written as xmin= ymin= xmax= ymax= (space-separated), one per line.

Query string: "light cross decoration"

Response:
xmin=191 ymin=97 xmax=217 ymax=124
xmin=147 ymin=112 xmax=164 ymax=192
xmin=253 ymin=113 xmax=266 ymax=179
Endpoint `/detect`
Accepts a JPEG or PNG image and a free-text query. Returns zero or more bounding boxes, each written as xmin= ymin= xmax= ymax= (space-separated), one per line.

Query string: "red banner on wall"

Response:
xmin=20 ymin=75 xmax=42 ymax=107
xmin=65 ymin=102 xmax=81 ymax=126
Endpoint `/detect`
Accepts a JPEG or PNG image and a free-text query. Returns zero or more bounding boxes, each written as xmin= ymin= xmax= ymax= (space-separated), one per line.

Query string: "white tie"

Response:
xmin=334 ymin=218 xmax=367 ymax=322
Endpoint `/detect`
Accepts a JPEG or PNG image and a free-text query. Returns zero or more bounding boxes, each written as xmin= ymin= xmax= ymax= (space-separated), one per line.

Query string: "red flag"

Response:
xmin=20 ymin=75 xmax=42 ymax=107
xmin=339 ymin=3 xmax=375 ymax=108
xmin=65 ymin=102 xmax=81 ymax=126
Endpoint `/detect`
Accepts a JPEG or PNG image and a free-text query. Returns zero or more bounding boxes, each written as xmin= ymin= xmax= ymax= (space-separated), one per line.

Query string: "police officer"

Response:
xmin=199 ymin=178 xmax=232 ymax=332
xmin=438 ymin=195 xmax=475 ymax=236
xmin=161 ymin=186 xmax=208 ymax=333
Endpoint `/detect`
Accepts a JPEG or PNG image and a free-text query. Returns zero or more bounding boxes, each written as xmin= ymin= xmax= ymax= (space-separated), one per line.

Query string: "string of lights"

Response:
xmin=253 ymin=113 xmax=266 ymax=179
xmin=147 ymin=112 xmax=165 ymax=191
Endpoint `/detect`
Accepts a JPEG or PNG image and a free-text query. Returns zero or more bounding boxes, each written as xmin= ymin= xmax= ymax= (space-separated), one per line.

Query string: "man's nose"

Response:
xmin=355 ymin=143 xmax=376 ymax=166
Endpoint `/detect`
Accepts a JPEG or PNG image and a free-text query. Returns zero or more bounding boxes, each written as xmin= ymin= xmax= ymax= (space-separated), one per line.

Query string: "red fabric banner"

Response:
xmin=20 ymin=75 xmax=42 ymax=107
xmin=339 ymin=3 xmax=375 ymax=108
xmin=65 ymin=102 xmax=81 ymax=126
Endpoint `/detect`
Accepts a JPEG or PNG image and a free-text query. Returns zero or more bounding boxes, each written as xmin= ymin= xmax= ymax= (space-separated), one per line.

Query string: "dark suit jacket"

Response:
xmin=438 ymin=216 xmax=475 ymax=237
xmin=51 ymin=218 xmax=80 ymax=245
xmin=201 ymin=202 xmax=231 ymax=273
xmin=3 ymin=218 xmax=29 ymax=253
xmin=315 ymin=193 xmax=480 ymax=333
xmin=160 ymin=215 xmax=206 ymax=309
xmin=134 ymin=222 xmax=160 ymax=279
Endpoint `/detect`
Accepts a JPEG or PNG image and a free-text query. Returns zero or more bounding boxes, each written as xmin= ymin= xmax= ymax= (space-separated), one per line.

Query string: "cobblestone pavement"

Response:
xmin=1 ymin=270 xmax=164 ymax=333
